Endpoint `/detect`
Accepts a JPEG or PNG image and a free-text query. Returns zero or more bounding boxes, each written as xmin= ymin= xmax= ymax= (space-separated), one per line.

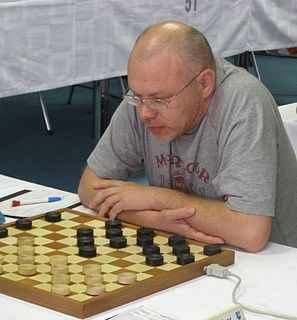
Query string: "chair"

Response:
xmin=236 ymin=51 xmax=261 ymax=80
xmin=278 ymin=103 xmax=297 ymax=156
xmin=38 ymin=92 xmax=52 ymax=134
xmin=67 ymin=77 xmax=127 ymax=140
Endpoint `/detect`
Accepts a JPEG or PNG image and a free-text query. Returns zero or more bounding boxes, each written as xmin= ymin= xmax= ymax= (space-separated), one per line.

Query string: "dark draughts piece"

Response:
xmin=137 ymin=227 xmax=154 ymax=238
xmin=106 ymin=228 xmax=123 ymax=239
xmin=45 ymin=211 xmax=61 ymax=222
xmin=110 ymin=236 xmax=127 ymax=248
xmin=105 ymin=219 xmax=122 ymax=230
xmin=176 ymin=253 xmax=195 ymax=265
xmin=77 ymin=236 xmax=94 ymax=247
xmin=172 ymin=244 xmax=190 ymax=256
xmin=78 ymin=245 xmax=97 ymax=257
xmin=15 ymin=218 xmax=32 ymax=230
xmin=137 ymin=236 xmax=154 ymax=247
xmin=168 ymin=235 xmax=186 ymax=246
xmin=203 ymin=244 xmax=222 ymax=256
xmin=146 ymin=254 xmax=164 ymax=266
xmin=0 ymin=227 xmax=8 ymax=238
xmin=143 ymin=245 xmax=160 ymax=255
xmin=76 ymin=228 xmax=94 ymax=238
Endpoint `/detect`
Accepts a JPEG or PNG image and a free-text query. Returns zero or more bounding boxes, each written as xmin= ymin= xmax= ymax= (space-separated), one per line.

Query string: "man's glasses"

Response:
xmin=123 ymin=72 xmax=201 ymax=110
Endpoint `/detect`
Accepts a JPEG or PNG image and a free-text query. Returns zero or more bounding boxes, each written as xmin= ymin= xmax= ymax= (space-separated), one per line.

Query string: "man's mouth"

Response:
xmin=147 ymin=125 xmax=165 ymax=134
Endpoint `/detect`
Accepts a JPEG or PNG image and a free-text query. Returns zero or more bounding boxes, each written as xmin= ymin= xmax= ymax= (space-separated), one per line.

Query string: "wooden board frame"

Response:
xmin=0 ymin=209 xmax=235 ymax=318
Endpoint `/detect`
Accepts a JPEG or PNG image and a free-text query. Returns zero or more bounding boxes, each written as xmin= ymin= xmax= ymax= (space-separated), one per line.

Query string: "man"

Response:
xmin=78 ymin=21 xmax=297 ymax=252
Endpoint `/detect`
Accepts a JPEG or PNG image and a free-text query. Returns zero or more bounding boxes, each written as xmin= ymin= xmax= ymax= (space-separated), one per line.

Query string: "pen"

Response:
xmin=11 ymin=197 xmax=62 ymax=207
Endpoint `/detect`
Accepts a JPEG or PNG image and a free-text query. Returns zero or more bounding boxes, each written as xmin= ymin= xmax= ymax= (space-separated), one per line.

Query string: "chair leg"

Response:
xmin=92 ymin=80 xmax=101 ymax=142
xmin=67 ymin=85 xmax=75 ymax=105
xmin=250 ymin=51 xmax=262 ymax=81
xmin=100 ymin=79 xmax=110 ymax=135
xmin=38 ymin=92 xmax=52 ymax=134
xmin=118 ymin=76 xmax=127 ymax=96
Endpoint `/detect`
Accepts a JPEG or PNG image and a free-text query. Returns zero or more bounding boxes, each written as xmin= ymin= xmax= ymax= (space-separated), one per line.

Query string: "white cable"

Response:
xmin=204 ymin=264 xmax=297 ymax=320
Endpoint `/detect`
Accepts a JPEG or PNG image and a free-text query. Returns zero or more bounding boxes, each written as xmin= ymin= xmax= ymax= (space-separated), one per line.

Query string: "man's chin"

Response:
xmin=147 ymin=125 xmax=177 ymax=142
xmin=151 ymin=131 xmax=176 ymax=142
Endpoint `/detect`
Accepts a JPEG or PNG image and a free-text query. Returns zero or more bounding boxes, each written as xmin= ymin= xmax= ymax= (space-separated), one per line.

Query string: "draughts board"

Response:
xmin=0 ymin=209 xmax=235 ymax=318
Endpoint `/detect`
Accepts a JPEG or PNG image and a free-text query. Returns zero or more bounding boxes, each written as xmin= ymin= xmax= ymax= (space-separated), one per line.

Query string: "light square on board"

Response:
xmin=31 ymin=274 xmax=51 ymax=283
xmin=69 ymin=293 xmax=92 ymax=302
xmin=122 ymin=254 xmax=146 ymax=264
xmin=1 ymin=272 xmax=25 ymax=281
xmin=27 ymin=228 xmax=53 ymax=237
xmin=84 ymin=219 xmax=105 ymax=228
xmin=35 ymin=246 xmax=55 ymax=255
xmin=95 ymin=255 xmax=119 ymax=264
xmin=0 ymin=246 xmax=17 ymax=254
xmin=71 ymin=283 xmax=86 ymax=294
xmin=100 ymin=264 xmax=121 ymax=273
xmin=32 ymin=220 xmax=52 ymax=228
xmin=0 ymin=237 xmax=17 ymax=245
xmin=56 ymin=228 xmax=77 ymax=237
xmin=59 ymin=246 xmax=79 ymax=255
xmin=103 ymin=273 xmax=118 ymax=283
xmin=56 ymin=237 xmax=77 ymax=246
xmin=56 ymin=220 xmax=80 ymax=229
xmin=61 ymin=211 xmax=78 ymax=220
xmin=34 ymin=283 xmax=51 ymax=292
xmin=34 ymin=236 xmax=55 ymax=246
xmin=71 ymin=273 xmax=85 ymax=284
xmin=125 ymin=263 xmax=153 ymax=273
xmin=122 ymin=228 xmax=136 ymax=237
xmin=36 ymin=264 xmax=51 ymax=274
xmin=3 ymin=254 xmax=17 ymax=264
xmin=105 ymin=282 xmax=123 ymax=292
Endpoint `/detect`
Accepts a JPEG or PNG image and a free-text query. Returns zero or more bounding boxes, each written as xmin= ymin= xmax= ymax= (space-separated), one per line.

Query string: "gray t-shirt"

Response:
xmin=88 ymin=56 xmax=297 ymax=247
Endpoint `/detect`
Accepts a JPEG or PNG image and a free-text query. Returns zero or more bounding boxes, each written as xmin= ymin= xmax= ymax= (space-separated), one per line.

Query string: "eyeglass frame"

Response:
xmin=123 ymin=70 xmax=202 ymax=110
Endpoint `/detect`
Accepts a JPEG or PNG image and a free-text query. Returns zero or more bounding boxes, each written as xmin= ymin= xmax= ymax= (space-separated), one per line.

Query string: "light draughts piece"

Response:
xmin=17 ymin=254 xmax=35 ymax=265
xmin=83 ymin=263 xmax=101 ymax=275
xmin=85 ymin=273 xmax=103 ymax=285
xmin=86 ymin=284 xmax=105 ymax=296
xmin=51 ymin=284 xmax=70 ymax=296
xmin=17 ymin=245 xmax=35 ymax=256
xmin=18 ymin=264 xmax=37 ymax=276
xmin=52 ymin=273 xmax=70 ymax=285
xmin=51 ymin=264 xmax=68 ymax=275
xmin=117 ymin=272 xmax=137 ymax=285
xmin=17 ymin=236 xmax=35 ymax=246
xmin=49 ymin=255 xmax=68 ymax=266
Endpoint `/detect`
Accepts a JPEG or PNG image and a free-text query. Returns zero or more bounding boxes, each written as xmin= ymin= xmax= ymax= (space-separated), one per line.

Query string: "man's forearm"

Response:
xmin=77 ymin=166 xmax=105 ymax=209
xmin=150 ymin=188 xmax=272 ymax=252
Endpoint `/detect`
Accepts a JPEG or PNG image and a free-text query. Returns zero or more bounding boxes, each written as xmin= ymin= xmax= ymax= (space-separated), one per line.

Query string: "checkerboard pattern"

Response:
xmin=0 ymin=210 xmax=234 ymax=318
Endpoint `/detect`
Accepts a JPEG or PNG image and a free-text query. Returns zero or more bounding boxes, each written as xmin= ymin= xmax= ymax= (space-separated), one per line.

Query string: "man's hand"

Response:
xmin=89 ymin=180 xmax=166 ymax=217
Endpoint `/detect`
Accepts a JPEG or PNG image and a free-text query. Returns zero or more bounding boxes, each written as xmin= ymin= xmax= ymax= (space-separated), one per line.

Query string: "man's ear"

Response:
xmin=197 ymin=69 xmax=215 ymax=99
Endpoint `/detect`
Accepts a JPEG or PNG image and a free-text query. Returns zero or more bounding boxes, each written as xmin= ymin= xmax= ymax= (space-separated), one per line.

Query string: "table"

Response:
xmin=1 ymin=174 xmax=297 ymax=320
xmin=1 ymin=0 xmax=297 ymax=139
xmin=1 ymin=0 xmax=297 ymax=99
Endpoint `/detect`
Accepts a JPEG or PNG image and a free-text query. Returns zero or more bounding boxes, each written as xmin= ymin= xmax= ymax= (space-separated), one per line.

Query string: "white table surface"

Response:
xmin=1 ymin=0 xmax=297 ymax=98
xmin=1 ymin=174 xmax=297 ymax=320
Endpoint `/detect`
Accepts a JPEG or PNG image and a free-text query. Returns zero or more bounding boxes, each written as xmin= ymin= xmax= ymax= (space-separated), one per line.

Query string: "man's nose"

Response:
xmin=138 ymin=103 xmax=157 ymax=119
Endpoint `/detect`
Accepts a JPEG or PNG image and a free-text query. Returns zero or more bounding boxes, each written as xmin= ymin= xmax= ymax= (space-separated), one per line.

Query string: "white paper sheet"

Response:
xmin=0 ymin=189 xmax=80 ymax=219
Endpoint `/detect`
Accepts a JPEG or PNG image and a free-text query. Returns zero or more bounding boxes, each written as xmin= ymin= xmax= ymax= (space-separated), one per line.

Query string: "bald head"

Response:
xmin=130 ymin=21 xmax=215 ymax=75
